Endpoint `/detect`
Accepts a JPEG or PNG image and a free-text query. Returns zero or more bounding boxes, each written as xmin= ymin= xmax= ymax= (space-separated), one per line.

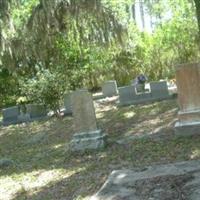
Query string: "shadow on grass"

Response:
xmin=0 ymin=99 xmax=178 ymax=178
xmin=2 ymin=99 xmax=200 ymax=200
xmin=7 ymin=134 xmax=200 ymax=200
xmin=97 ymin=99 xmax=178 ymax=139
xmin=0 ymin=117 xmax=74 ymax=176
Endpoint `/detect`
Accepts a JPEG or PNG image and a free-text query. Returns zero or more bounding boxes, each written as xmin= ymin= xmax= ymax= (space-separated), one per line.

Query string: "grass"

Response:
xmin=1 ymin=99 xmax=200 ymax=200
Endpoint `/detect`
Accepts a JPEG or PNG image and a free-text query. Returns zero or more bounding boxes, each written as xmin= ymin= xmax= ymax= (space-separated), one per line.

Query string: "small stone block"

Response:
xmin=102 ymin=81 xmax=118 ymax=97
xmin=174 ymin=121 xmax=200 ymax=136
xmin=26 ymin=104 xmax=47 ymax=118
xmin=178 ymin=109 xmax=200 ymax=123
xmin=2 ymin=106 xmax=19 ymax=120
xmin=2 ymin=106 xmax=19 ymax=125
xmin=118 ymin=85 xmax=137 ymax=106
xmin=70 ymin=130 xmax=107 ymax=151
xmin=150 ymin=81 xmax=169 ymax=99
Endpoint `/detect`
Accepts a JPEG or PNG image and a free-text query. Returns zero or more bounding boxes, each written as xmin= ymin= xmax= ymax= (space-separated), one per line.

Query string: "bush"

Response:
xmin=20 ymin=69 xmax=65 ymax=113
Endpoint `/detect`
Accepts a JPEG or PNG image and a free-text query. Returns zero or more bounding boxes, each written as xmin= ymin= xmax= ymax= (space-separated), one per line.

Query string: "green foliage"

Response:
xmin=20 ymin=69 xmax=65 ymax=112
xmin=1 ymin=0 xmax=200 ymax=109
xmin=0 ymin=68 xmax=18 ymax=107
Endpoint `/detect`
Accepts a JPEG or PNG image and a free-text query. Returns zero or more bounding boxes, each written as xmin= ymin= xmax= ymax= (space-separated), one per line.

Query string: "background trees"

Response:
xmin=0 ymin=0 xmax=199 ymax=110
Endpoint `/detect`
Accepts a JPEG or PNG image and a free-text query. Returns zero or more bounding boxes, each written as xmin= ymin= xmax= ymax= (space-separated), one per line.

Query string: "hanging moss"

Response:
xmin=0 ymin=0 xmax=125 ymax=70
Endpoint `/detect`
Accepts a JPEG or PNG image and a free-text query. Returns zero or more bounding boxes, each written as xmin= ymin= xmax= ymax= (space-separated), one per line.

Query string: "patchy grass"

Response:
xmin=1 ymin=99 xmax=200 ymax=200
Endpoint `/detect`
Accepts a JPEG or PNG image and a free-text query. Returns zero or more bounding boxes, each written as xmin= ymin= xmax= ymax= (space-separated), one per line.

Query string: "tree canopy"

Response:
xmin=0 ymin=0 xmax=200 ymax=110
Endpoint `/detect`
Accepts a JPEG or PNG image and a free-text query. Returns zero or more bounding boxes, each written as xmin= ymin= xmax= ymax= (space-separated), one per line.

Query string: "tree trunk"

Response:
xmin=194 ymin=0 xmax=200 ymax=35
xmin=131 ymin=3 xmax=136 ymax=21
xmin=140 ymin=1 xmax=145 ymax=30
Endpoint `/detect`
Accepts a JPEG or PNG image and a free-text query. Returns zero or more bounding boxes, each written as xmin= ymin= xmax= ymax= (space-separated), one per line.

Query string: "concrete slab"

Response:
xmin=91 ymin=160 xmax=200 ymax=200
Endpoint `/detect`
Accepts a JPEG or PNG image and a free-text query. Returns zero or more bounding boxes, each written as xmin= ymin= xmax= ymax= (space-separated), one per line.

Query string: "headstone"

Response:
xmin=18 ymin=113 xmax=31 ymax=123
xmin=118 ymin=81 xmax=171 ymax=107
xmin=118 ymin=85 xmax=152 ymax=106
xmin=118 ymin=85 xmax=138 ymax=106
xmin=70 ymin=90 xmax=106 ymax=151
xmin=26 ymin=104 xmax=47 ymax=118
xmin=102 ymin=80 xmax=118 ymax=97
xmin=175 ymin=63 xmax=200 ymax=136
xmin=2 ymin=106 xmax=19 ymax=125
xmin=64 ymin=93 xmax=72 ymax=115
xmin=150 ymin=81 xmax=169 ymax=99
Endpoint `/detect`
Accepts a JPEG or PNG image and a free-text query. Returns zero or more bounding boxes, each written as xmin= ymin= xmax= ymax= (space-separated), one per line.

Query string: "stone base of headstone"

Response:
xmin=175 ymin=109 xmax=200 ymax=136
xmin=174 ymin=121 xmax=200 ymax=137
xmin=70 ymin=130 xmax=107 ymax=151
xmin=178 ymin=109 xmax=200 ymax=123
xmin=18 ymin=113 xmax=31 ymax=123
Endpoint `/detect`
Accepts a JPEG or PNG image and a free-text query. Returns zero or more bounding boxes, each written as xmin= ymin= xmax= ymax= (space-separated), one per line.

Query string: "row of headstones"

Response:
xmin=63 ymin=80 xmax=119 ymax=115
xmin=1 ymin=80 xmax=171 ymax=126
xmin=70 ymin=63 xmax=200 ymax=151
xmin=118 ymin=81 xmax=171 ymax=106
xmin=68 ymin=82 xmax=169 ymax=151
xmin=1 ymin=63 xmax=199 ymax=150
xmin=63 ymin=80 xmax=171 ymax=114
xmin=1 ymin=104 xmax=47 ymax=126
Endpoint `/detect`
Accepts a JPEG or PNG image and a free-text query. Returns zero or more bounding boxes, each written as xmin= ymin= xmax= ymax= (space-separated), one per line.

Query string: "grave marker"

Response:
xmin=2 ymin=106 xmax=19 ymax=125
xmin=102 ymin=80 xmax=118 ymax=97
xmin=150 ymin=81 xmax=169 ymax=99
xmin=175 ymin=63 xmax=200 ymax=136
xmin=70 ymin=89 xmax=106 ymax=151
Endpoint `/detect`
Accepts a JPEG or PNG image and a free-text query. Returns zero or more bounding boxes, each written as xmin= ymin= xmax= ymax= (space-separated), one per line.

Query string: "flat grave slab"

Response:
xmin=1 ymin=104 xmax=48 ymax=126
xmin=118 ymin=81 xmax=173 ymax=106
xmin=91 ymin=159 xmax=200 ymax=200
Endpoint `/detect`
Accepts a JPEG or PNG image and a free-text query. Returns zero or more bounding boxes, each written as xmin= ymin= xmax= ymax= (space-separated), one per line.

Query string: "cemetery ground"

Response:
xmin=1 ymin=99 xmax=200 ymax=200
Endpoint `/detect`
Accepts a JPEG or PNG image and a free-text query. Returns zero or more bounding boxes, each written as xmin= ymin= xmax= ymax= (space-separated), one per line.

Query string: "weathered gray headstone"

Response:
xmin=2 ymin=106 xmax=19 ymax=125
xmin=118 ymin=85 xmax=137 ymax=106
xmin=118 ymin=85 xmax=152 ymax=106
xmin=70 ymin=89 xmax=106 ymax=151
xmin=175 ymin=63 xmax=200 ymax=136
xmin=63 ymin=93 xmax=72 ymax=115
xmin=102 ymin=80 xmax=118 ymax=97
xmin=18 ymin=113 xmax=31 ymax=123
xmin=150 ymin=81 xmax=169 ymax=99
xmin=118 ymin=81 xmax=171 ymax=107
xmin=1 ymin=104 xmax=48 ymax=126
xmin=26 ymin=104 xmax=47 ymax=118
